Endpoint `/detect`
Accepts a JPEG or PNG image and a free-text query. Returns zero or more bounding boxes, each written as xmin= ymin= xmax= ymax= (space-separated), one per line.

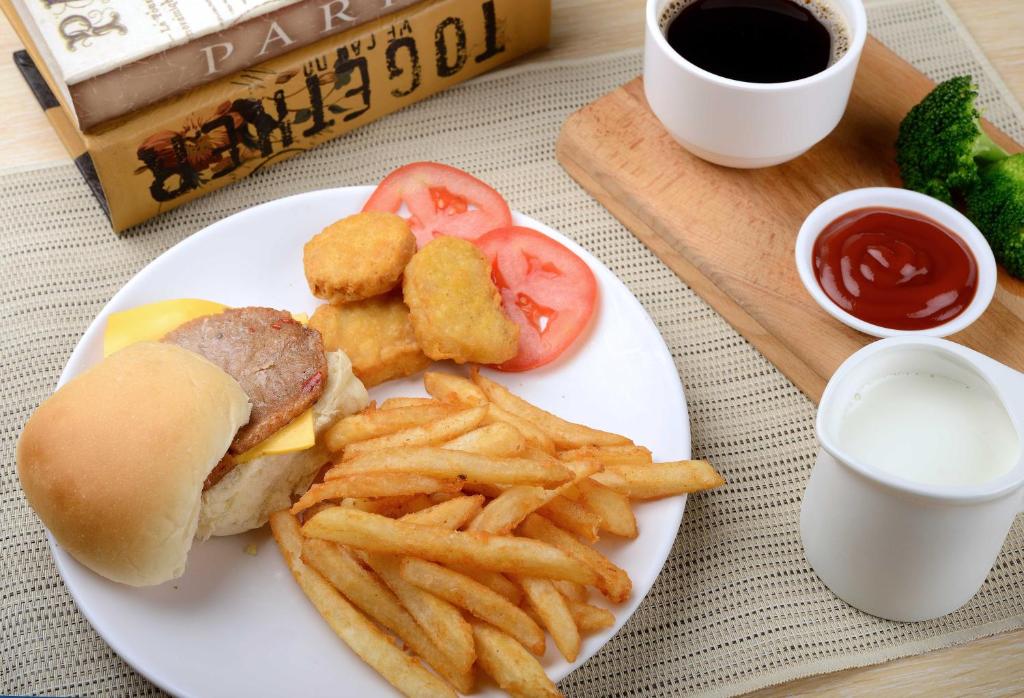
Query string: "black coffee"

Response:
xmin=663 ymin=0 xmax=844 ymax=83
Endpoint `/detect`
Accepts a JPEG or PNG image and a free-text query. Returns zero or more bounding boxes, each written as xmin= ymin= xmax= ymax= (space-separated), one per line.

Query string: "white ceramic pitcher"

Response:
xmin=801 ymin=336 xmax=1024 ymax=621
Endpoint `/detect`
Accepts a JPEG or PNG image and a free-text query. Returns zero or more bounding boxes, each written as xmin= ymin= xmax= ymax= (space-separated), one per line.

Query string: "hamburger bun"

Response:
xmin=16 ymin=342 xmax=252 ymax=586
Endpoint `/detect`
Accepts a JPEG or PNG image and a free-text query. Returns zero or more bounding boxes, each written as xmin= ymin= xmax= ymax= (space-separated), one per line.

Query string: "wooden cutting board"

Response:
xmin=557 ymin=37 xmax=1024 ymax=403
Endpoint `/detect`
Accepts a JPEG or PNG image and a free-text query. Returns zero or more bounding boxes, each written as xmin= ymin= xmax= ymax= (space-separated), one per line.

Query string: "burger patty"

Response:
xmin=204 ymin=454 xmax=237 ymax=491
xmin=164 ymin=307 xmax=327 ymax=456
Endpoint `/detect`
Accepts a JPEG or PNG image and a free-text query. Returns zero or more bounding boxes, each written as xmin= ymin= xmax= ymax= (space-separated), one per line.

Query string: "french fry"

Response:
xmin=521 ymin=601 xmax=545 ymax=630
xmin=298 ymin=502 xmax=335 ymax=521
xmin=483 ymin=403 xmax=557 ymax=454
xmin=340 ymin=495 xmax=433 ymax=518
xmin=560 ymin=444 xmax=653 ymax=466
xmin=450 ymin=565 xmax=523 ymax=605
xmin=268 ymin=512 xmax=455 ymax=698
xmin=443 ymin=422 xmax=527 ymax=457
xmin=325 ymin=404 xmax=456 ymax=452
xmin=424 ymin=371 xmax=488 ymax=406
xmin=304 ymin=508 xmax=600 ymax=585
xmin=472 ymin=621 xmax=562 ymax=698
xmin=467 ymin=460 xmax=602 ymax=535
xmin=522 ymin=598 xmax=607 ymax=642
xmin=342 ymin=406 xmax=487 ymax=459
xmin=324 ymin=495 xmax=482 ymax=678
xmin=519 ymin=513 xmax=631 ymax=603
xmin=538 ymin=461 xmax=602 ymax=506
xmin=568 ymin=600 xmax=616 ymax=634
xmin=379 ymin=397 xmax=439 ymax=409
xmin=472 ymin=371 xmax=631 ymax=449
xmin=329 ymin=447 xmax=572 ymax=487
xmin=462 ymin=482 xmax=507 ymax=499
xmin=524 ymin=594 xmax=615 ymax=636
xmin=361 ymin=551 xmax=476 ymax=674
xmin=387 ymin=494 xmax=438 ymax=518
xmin=291 ymin=474 xmax=460 ymax=515
xmin=523 ymin=444 xmax=560 ymax=462
xmin=590 ymin=461 xmax=725 ymax=498
xmin=467 ymin=486 xmax=551 ymax=535
xmin=301 ymin=539 xmax=473 ymax=694
xmin=558 ymin=484 xmax=583 ymax=502
xmin=400 ymin=494 xmax=485 ymax=529
xmin=516 ymin=575 xmax=581 ymax=662
xmin=538 ymin=495 xmax=602 ymax=543
xmin=559 ymin=460 xmax=604 ymax=481
xmin=552 ymin=580 xmax=588 ymax=603
xmin=400 ymin=558 xmax=546 ymax=656
xmin=577 ymin=478 xmax=638 ymax=538
xmin=429 ymin=491 xmax=461 ymax=504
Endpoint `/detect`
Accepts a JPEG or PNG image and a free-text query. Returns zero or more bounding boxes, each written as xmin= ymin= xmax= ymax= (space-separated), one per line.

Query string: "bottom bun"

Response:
xmin=198 ymin=350 xmax=369 ymax=539
xmin=16 ymin=342 xmax=252 ymax=587
xmin=197 ymin=445 xmax=328 ymax=540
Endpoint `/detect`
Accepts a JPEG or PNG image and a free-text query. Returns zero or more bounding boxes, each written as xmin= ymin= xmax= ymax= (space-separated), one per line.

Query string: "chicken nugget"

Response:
xmin=309 ymin=295 xmax=431 ymax=387
xmin=303 ymin=211 xmax=416 ymax=304
xmin=402 ymin=237 xmax=519 ymax=365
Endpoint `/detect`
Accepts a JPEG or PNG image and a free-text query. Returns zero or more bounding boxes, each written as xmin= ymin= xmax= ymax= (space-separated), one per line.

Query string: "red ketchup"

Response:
xmin=812 ymin=207 xmax=978 ymax=331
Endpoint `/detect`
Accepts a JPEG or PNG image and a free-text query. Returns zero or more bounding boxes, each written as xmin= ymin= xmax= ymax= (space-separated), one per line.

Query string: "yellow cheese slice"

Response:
xmin=235 ymin=408 xmax=315 ymax=463
xmin=103 ymin=298 xmax=227 ymax=357
xmin=103 ymin=299 xmax=316 ymax=461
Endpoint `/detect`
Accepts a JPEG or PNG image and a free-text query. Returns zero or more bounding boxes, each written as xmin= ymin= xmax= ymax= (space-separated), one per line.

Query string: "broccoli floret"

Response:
xmin=896 ymin=76 xmax=1008 ymax=204
xmin=967 ymin=154 xmax=1024 ymax=277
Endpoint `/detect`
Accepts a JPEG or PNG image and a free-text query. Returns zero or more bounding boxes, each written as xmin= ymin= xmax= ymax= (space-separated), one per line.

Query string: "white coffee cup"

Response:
xmin=643 ymin=0 xmax=868 ymax=168
xmin=801 ymin=337 xmax=1024 ymax=621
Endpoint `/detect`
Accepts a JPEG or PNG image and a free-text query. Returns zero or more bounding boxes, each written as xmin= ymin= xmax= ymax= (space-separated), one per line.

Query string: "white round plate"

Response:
xmin=50 ymin=186 xmax=690 ymax=697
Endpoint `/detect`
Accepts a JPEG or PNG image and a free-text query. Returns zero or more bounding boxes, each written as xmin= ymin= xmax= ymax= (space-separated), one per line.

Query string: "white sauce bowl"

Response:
xmin=794 ymin=187 xmax=997 ymax=338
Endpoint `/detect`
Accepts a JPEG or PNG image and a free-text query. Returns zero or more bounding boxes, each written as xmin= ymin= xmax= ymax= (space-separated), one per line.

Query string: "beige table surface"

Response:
xmin=2 ymin=1 xmax=1023 ymax=695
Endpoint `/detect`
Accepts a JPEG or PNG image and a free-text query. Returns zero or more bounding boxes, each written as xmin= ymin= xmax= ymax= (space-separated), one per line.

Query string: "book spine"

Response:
xmin=69 ymin=0 xmax=424 ymax=130
xmin=12 ymin=50 xmax=108 ymax=220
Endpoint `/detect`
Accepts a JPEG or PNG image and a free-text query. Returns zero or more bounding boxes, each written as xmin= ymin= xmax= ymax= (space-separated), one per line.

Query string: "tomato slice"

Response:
xmin=363 ymin=162 xmax=512 ymax=248
xmin=475 ymin=227 xmax=598 ymax=372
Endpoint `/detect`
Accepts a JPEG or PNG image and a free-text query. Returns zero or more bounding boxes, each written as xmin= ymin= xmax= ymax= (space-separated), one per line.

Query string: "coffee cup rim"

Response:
xmin=645 ymin=0 xmax=868 ymax=91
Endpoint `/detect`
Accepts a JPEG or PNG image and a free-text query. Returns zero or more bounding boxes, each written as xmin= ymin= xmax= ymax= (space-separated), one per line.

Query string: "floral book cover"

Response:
xmin=7 ymin=0 xmax=551 ymax=232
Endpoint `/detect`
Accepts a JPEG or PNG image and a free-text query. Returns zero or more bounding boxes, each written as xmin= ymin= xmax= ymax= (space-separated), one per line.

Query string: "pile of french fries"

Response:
xmin=270 ymin=370 xmax=724 ymax=697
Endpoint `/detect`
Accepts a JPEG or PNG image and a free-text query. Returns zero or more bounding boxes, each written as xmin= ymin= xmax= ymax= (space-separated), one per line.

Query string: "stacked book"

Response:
xmin=3 ymin=0 xmax=551 ymax=231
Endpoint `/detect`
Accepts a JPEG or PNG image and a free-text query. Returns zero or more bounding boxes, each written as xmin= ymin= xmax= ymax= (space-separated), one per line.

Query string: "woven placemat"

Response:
xmin=2 ymin=0 xmax=1023 ymax=695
